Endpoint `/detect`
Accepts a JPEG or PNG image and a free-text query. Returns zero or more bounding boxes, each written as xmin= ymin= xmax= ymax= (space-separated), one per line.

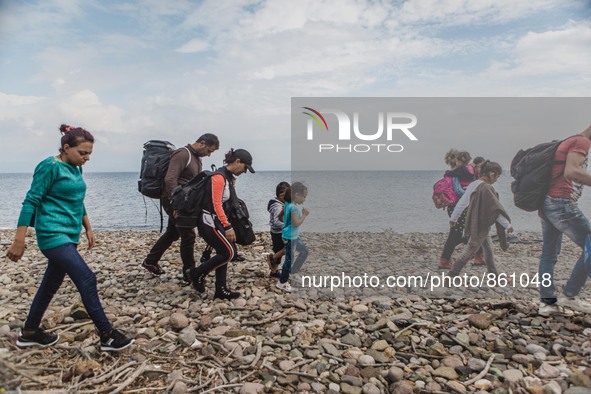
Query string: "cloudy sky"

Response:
xmin=1 ymin=0 xmax=590 ymax=172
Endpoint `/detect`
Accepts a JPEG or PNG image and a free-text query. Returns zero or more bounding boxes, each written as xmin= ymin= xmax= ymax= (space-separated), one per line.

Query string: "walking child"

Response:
xmin=266 ymin=181 xmax=290 ymax=278
xmin=439 ymin=150 xmax=477 ymax=269
xmin=276 ymin=182 xmax=309 ymax=292
xmin=448 ymin=161 xmax=513 ymax=277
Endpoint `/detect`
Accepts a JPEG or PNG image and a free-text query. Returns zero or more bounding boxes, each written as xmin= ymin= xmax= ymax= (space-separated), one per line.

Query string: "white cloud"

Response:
xmin=57 ymin=90 xmax=126 ymax=133
xmin=512 ymin=23 xmax=591 ymax=75
xmin=0 ymin=92 xmax=48 ymax=135
xmin=0 ymin=92 xmax=44 ymax=109
xmin=176 ymin=38 xmax=209 ymax=53
xmin=398 ymin=0 xmax=568 ymax=26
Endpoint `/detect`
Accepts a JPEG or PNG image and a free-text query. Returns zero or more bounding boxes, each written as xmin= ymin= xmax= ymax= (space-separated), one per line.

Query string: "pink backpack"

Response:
xmin=432 ymin=176 xmax=458 ymax=209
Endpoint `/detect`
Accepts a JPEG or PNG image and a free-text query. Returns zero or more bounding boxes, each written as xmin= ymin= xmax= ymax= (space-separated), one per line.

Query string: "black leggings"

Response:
xmin=441 ymin=205 xmax=468 ymax=260
xmin=271 ymin=232 xmax=285 ymax=266
xmin=197 ymin=218 xmax=236 ymax=287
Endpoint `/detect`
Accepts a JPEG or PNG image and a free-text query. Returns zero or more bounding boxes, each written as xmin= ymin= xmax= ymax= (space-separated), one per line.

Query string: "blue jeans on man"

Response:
xmin=539 ymin=196 xmax=591 ymax=304
xmin=25 ymin=243 xmax=112 ymax=335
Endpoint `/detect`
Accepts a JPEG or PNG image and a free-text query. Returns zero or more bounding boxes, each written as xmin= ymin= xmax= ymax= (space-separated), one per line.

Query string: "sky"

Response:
xmin=0 ymin=0 xmax=590 ymax=172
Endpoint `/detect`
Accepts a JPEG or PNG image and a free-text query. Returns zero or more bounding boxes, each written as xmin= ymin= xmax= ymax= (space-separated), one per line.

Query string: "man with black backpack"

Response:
xmin=536 ymin=124 xmax=591 ymax=316
xmin=142 ymin=133 xmax=219 ymax=284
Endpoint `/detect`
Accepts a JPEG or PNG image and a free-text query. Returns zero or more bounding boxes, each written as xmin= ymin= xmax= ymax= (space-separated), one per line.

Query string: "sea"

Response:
xmin=2 ymin=171 xmax=591 ymax=234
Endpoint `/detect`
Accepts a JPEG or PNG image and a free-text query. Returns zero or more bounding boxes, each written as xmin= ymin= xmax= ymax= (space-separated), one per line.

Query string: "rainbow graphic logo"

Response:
xmin=302 ymin=107 xmax=328 ymax=132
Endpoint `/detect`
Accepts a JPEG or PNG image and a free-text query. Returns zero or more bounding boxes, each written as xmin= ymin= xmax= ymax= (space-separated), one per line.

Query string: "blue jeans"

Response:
xmin=280 ymin=238 xmax=309 ymax=284
xmin=539 ymin=196 xmax=591 ymax=303
xmin=25 ymin=243 xmax=112 ymax=335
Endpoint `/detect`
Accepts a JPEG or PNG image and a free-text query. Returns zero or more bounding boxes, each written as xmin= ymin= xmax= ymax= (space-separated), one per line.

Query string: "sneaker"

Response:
xmin=438 ymin=257 xmax=452 ymax=270
xmin=232 ymin=254 xmax=246 ymax=262
xmin=141 ymin=260 xmax=165 ymax=276
xmin=16 ymin=328 xmax=59 ymax=348
xmin=188 ymin=268 xmax=206 ymax=293
xmin=538 ymin=302 xmax=574 ymax=317
xmin=214 ymin=286 xmax=241 ymax=300
xmin=182 ymin=270 xmax=192 ymax=285
xmin=100 ymin=329 xmax=134 ymax=352
xmin=276 ymin=281 xmax=293 ymax=293
xmin=557 ymin=296 xmax=591 ymax=314
xmin=270 ymin=271 xmax=281 ymax=278
xmin=472 ymin=254 xmax=485 ymax=266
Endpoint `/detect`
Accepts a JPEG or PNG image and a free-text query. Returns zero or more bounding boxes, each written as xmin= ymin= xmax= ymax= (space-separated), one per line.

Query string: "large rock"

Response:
xmin=387 ymin=366 xmax=404 ymax=382
xmin=446 ymin=381 xmax=467 ymax=394
xmin=169 ymin=312 xmax=189 ymax=330
xmin=536 ymin=363 xmax=560 ymax=379
xmin=433 ymin=366 xmax=459 ymax=380
xmin=389 ymin=382 xmax=413 ymax=394
xmin=70 ymin=301 xmax=89 ymax=320
xmin=527 ymin=344 xmax=549 ymax=355
xmin=341 ymin=333 xmax=363 ymax=347
xmin=178 ymin=325 xmax=196 ymax=347
xmin=468 ymin=313 xmax=494 ymax=329
xmin=503 ymin=368 xmax=524 ymax=383
xmin=570 ymin=370 xmax=591 ymax=388
xmin=171 ymin=381 xmax=187 ymax=394
xmin=341 ymin=382 xmax=362 ymax=394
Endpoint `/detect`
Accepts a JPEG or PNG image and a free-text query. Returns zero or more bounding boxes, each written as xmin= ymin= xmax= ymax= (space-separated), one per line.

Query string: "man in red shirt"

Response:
xmin=538 ymin=124 xmax=591 ymax=316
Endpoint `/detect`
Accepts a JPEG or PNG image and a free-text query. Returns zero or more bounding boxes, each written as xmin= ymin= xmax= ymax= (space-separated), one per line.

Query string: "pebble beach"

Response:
xmin=1 ymin=229 xmax=591 ymax=393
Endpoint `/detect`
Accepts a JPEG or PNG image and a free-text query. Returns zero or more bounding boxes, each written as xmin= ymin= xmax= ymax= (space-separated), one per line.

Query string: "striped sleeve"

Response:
xmin=211 ymin=174 xmax=231 ymax=229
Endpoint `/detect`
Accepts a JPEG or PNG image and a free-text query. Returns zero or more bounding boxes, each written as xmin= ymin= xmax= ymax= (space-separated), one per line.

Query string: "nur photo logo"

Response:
xmin=301 ymin=107 xmax=418 ymax=153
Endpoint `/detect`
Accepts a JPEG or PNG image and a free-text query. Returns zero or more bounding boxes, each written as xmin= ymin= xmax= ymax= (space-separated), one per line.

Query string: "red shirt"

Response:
xmin=547 ymin=135 xmax=591 ymax=201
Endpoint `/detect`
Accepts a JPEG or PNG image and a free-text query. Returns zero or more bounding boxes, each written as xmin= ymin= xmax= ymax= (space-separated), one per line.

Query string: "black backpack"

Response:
xmin=138 ymin=140 xmax=176 ymax=199
xmin=224 ymin=187 xmax=256 ymax=246
xmin=138 ymin=141 xmax=192 ymax=199
xmin=171 ymin=170 xmax=215 ymax=229
xmin=510 ymin=137 xmax=570 ymax=211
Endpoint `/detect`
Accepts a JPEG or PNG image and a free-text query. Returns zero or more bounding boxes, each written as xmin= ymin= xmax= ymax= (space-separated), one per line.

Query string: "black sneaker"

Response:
xmin=182 ymin=269 xmax=192 ymax=285
xmin=100 ymin=329 xmax=134 ymax=352
xmin=214 ymin=286 xmax=241 ymax=300
xmin=232 ymin=254 xmax=246 ymax=262
xmin=270 ymin=271 xmax=281 ymax=278
xmin=16 ymin=328 xmax=59 ymax=348
xmin=188 ymin=268 xmax=206 ymax=293
xmin=141 ymin=260 xmax=165 ymax=276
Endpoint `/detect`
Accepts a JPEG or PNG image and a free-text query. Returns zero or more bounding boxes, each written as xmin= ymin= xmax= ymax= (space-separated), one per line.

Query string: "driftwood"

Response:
xmin=242 ymin=308 xmax=296 ymax=326
xmin=463 ymin=354 xmax=496 ymax=386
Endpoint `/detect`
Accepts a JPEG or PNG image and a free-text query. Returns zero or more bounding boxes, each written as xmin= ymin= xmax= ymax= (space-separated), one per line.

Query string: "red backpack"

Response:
xmin=432 ymin=165 xmax=475 ymax=209
xmin=432 ymin=176 xmax=458 ymax=209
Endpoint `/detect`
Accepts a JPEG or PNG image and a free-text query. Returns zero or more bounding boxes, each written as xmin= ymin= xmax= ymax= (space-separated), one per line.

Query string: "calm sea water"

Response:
xmin=3 ymin=171 xmax=590 ymax=233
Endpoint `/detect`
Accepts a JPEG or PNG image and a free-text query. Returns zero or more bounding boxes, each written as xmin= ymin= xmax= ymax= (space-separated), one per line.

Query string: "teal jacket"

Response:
xmin=17 ymin=156 xmax=87 ymax=250
xmin=282 ymin=201 xmax=302 ymax=240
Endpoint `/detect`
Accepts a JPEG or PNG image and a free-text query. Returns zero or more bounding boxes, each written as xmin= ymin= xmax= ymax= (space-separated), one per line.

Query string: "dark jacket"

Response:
xmin=162 ymin=144 xmax=202 ymax=209
xmin=464 ymin=182 xmax=510 ymax=241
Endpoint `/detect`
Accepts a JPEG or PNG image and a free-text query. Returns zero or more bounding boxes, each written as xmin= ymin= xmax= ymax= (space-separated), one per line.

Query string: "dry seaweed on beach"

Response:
xmin=1 ymin=229 xmax=591 ymax=393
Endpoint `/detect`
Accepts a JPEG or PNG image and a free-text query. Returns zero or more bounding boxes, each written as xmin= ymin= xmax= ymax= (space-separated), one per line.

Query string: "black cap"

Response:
xmin=233 ymin=149 xmax=255 ymax=173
